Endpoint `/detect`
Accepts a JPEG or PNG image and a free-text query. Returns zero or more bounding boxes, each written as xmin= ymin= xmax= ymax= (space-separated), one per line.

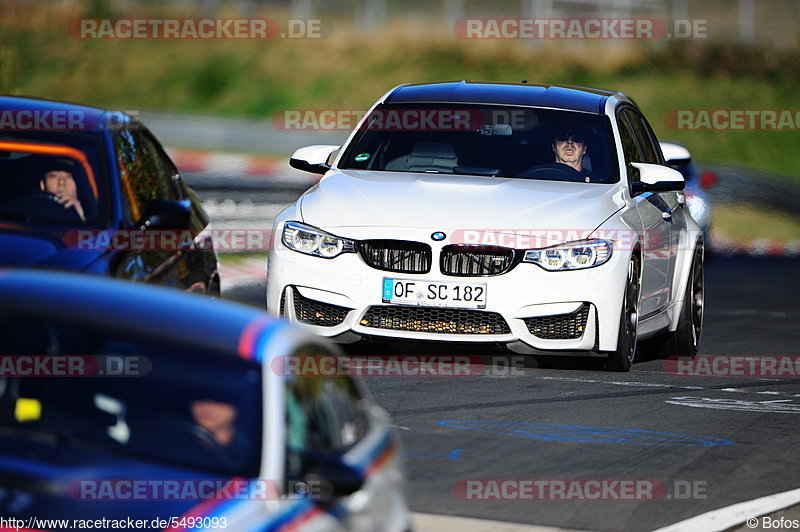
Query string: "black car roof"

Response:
xmin=385 ymin=81 xmax=626 ymax=114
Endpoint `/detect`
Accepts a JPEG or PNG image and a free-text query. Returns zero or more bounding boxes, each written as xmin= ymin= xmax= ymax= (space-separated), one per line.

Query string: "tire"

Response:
xmin=660 ymin=246 xmax=704 ymax=358
xmin=605 ymin=256 xmax=640 ymax=372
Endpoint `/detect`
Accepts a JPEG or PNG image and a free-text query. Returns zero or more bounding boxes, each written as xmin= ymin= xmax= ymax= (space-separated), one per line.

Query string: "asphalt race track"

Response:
xmin=225 ymin=249 xmax=800 ymax=531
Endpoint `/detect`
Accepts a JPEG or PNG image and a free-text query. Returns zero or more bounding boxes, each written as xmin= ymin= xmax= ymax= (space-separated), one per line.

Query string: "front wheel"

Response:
xmin=605 ymin=257 xmax=640 ymax=372
xmin=640 ymin=245 xmax=705 ymax=359
xmin=664 ymin=246 xmax=705 ymax=358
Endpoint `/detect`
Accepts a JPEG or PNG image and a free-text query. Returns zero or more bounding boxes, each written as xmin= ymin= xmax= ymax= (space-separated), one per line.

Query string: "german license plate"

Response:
xmin=382 ymin=278 xmax=487 ymax=309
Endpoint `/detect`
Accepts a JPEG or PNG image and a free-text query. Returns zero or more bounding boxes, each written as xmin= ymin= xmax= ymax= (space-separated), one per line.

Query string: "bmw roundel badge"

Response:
xmin=431 ymin=231 xmax=446 ymax=241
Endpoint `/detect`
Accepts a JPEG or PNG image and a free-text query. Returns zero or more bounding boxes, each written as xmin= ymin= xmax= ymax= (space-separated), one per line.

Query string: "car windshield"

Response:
xmin=0 ymin=131 xmax=109 ymax=226
xmin=340 ymin=104 xmax=618 ymax=183
xmin=0 ymin=311 xmax=263 ymax=477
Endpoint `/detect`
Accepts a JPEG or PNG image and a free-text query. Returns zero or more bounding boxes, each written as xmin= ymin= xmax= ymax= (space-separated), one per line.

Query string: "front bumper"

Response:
xmin=267 ymin=227 xmax=628 ymax=353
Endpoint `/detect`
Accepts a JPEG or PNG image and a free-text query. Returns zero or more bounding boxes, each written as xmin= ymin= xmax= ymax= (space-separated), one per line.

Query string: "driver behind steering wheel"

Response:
xmin=40 ymin=158 xmax=85 ymax=222
xmin=545 ymin=125 xmax=595 ymax=182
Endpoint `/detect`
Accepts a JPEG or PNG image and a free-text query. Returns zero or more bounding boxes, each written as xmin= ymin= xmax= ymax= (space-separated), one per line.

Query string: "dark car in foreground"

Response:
xmin=0 ymin=269 xmax=410 ymax=531
xmin=0 ymin=96 xmax=219 ymax=294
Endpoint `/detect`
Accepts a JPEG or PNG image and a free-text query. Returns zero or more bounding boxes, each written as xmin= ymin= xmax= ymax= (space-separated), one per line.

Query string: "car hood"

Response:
xmin=0 ymin=225 xmax=105 ymax=271
xmin=300 ymin=170 xmax=625 ymax=237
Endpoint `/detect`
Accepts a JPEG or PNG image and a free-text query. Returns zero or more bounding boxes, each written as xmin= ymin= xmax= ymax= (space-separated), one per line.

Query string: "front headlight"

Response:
xmin=282 ymin=221 xmax=356 ymax=259
xmin=523 ymin=239 xmax=613 ymax=271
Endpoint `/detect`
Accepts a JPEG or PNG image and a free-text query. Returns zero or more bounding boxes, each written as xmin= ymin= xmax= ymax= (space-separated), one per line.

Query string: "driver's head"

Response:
xmin=191 ymin=399 xmax=237 ymax=434
xmin=552 ymin=126 xmax=588 ymax=171
xmin=40 ymin=159 xmax=79 ymax=202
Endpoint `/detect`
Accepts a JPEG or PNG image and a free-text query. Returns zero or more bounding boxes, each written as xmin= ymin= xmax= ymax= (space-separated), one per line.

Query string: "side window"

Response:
xmin=284 ymin=345 xmax=369 ymax=478
xmin=617 ymin=112 xmax=644 ymax=184
xmin=144 ymin=132 xmax=185 ymax=201
xmin=114 ymin=129 xmax=179 ymax=223
xmin=639 ymin=114 xmax=666 ymax=165
xmin=0 ymin=309 xmax=264 ymax=477
xmin=622 ymin=109 xmax=660 ymax=164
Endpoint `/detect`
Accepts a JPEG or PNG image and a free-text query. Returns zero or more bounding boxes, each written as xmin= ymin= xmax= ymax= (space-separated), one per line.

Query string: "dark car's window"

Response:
xmin=0 ymin=311 xmax=263 ymax=477
xmin=144 ymin=130 xmax=184 ymax=201
xmin=114 ymin=129 xmax=181 ymax=224
xmin=340 ymin=104 xmax=619 ymax=183
xmin=284 ymin=345 xmax=369 ymax=478
xmin=0 ymin=132 xmax=109 ymax=226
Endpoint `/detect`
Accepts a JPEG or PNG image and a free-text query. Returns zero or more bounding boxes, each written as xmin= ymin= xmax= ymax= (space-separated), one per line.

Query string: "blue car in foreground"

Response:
xmin=0 ymin=270 xmax=410 ymax=531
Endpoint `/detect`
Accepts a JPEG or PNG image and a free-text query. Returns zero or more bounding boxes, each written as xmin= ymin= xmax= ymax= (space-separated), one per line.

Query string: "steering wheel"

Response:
xmin=518 ymin=164 xmax=584 ymax=181
xmin=31 ymin=191 xmax=61 ymax=202
xmin=0 ymin=191 xmax=80 ymax=223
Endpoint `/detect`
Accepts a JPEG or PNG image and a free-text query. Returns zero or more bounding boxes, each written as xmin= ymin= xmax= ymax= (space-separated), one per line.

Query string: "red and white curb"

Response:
xmin=219 ymin=258 xmax=267 ymax=289
xmin=166 ymin=147 xmax=282 ymax=177
xmin=711 ymin=236 xmax=800 ymax=257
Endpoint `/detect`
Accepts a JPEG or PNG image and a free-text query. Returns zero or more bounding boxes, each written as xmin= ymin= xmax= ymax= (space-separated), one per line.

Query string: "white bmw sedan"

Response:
xmin=267 ymin=81 xmax=704 ymax=371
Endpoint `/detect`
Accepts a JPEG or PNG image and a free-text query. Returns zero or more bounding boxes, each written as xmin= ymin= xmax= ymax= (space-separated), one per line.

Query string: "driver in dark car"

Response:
xmin=40 ymin=159 xmax=85 ymax=222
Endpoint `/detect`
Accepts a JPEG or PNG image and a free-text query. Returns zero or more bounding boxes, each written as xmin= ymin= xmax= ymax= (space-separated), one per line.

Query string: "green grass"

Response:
xmin=2 ymin=3 xmax=800 ymax=181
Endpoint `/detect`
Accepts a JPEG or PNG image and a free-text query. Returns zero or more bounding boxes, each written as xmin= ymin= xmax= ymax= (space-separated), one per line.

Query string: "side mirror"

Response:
xmin=139 ymin=199 xmax=191 ymax=230
xmin=630 ymin=162 xmax=685 ymax=194
xmin=289 ymin=145 xmax=340 ymax=175
xmin=301 ymin=451 xmax=365 ymax=499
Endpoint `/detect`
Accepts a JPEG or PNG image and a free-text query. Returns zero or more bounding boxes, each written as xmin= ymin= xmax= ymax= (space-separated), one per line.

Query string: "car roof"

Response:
xmin=0 ymin=269 xmax=283 ymax=361
xmin=384 ymin=81 xmax=630 ymax=114
xmin=0 ymin=95 xmax=135 ymax=131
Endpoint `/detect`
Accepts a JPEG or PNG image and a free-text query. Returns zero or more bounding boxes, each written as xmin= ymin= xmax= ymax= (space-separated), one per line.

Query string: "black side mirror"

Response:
xmin=630 ymin=180 xmax=686 ymax=194
xmin=139 ymin=199 xmax=191 ymax=230
xmin=289 ymin=158 xmax=330 ymax=175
